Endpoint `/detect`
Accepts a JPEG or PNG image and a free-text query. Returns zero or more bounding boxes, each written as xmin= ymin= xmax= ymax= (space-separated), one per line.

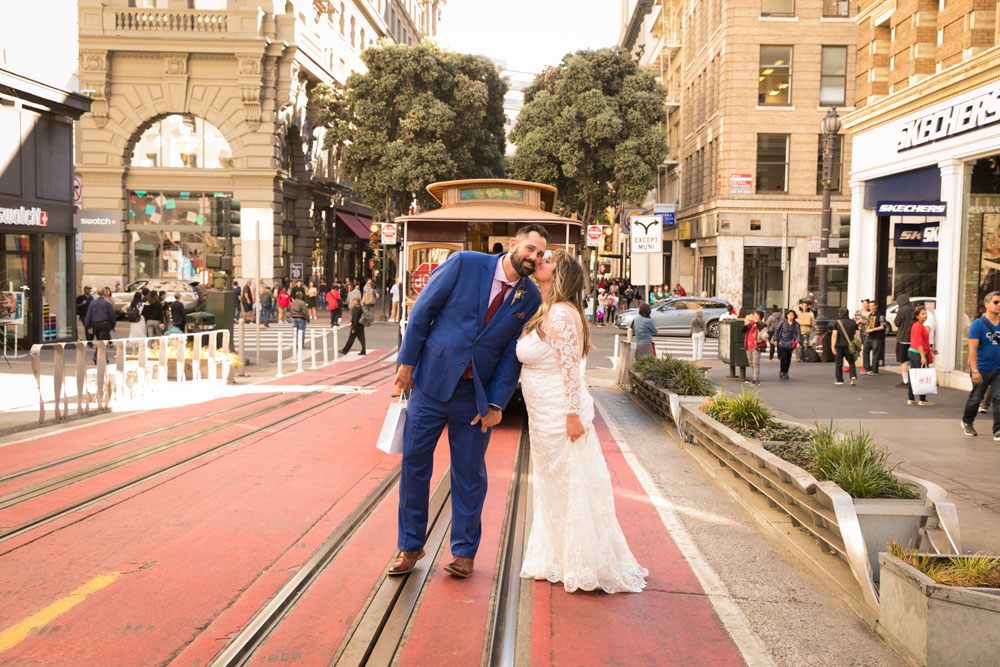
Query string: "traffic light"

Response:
xmin=212 ymin=196 xmax=241 ymax=237
xmin=602 ymin=226 xmax=613 ymax=253
xmin=370 ymin=223 xmax=380 ymax=250
xmin=834 ymin=215 xmax=850 ymax=252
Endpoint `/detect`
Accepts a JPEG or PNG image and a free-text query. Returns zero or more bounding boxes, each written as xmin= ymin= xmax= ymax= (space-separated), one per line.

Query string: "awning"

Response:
xmin=356 ymin=214 xmax=373 ymax=229
xmin=336 ymin=211 xmax=371 ymax=239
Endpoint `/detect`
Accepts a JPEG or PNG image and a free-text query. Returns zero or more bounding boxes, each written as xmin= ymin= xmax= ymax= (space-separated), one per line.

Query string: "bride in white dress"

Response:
xmin=516 ymin=249 xmax=647 ymax=594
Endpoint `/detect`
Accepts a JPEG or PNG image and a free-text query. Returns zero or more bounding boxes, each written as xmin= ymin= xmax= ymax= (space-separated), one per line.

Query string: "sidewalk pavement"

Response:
xmin=699 ymin=353 xmax=1000 ymax=553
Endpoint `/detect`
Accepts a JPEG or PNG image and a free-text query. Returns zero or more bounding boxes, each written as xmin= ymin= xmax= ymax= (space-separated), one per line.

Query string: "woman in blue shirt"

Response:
xmin=632 ymin=302 xmax=658 ymax=359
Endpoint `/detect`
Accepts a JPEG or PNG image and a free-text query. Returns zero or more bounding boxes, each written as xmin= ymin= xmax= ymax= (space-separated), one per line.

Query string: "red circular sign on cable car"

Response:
xmin=411 ymin=262 xmax=438 ymax=294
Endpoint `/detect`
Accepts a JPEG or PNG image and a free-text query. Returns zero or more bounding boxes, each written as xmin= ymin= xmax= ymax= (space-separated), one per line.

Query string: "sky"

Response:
xmin=435 ymin=0 xmax=622 ymax=74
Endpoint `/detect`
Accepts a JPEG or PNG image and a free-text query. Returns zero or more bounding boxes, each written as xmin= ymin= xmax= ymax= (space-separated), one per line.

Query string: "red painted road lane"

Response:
xmin=529 ymin=411 xmax=746 ymax=667
xmin=395 ymin=420 xmax=522 ymax=667
xmin=0 ymin=378 xmax=400 ymax=665
xmin=0 ymin=387 xmax=350 ymax=534
xmin=242 ymin=443 xmax=453 ymax=665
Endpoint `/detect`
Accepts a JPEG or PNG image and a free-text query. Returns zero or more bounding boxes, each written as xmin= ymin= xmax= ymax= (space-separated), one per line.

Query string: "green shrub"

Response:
xmin=812 ymin=429 xmax=917 ymax=499
xmin=633 ymin=353 xmax=715 ymax=396
xmin=703 ymin=389 xmax=772 ymax=435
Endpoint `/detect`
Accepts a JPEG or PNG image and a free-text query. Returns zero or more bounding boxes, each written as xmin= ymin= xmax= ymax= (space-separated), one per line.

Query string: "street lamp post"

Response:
xmin=816 ymin=107 xmax=841 ymax=319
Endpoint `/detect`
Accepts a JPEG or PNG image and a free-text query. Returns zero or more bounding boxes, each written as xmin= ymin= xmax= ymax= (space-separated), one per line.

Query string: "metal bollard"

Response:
xmin=238 ymin=318 xmax=246 ymax=376
xmin=310 ymin=329 xmax=318 ymax=369
xmin=276 ymin=331 xmax=283 ymax=377
xmin=612 ymin=334 xmax=619 ymax=371
xmin=296 ymin=331 xmax=303 ymax=374
xmin=322 ymin=329 xmax=329 ymax=366
xmin=334 ymin=326 xmax=340 ymax=361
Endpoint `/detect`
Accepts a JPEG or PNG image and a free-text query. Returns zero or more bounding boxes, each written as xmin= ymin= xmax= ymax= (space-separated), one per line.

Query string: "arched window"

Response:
xmin=130 ymin=114 xmax=233 ymax=169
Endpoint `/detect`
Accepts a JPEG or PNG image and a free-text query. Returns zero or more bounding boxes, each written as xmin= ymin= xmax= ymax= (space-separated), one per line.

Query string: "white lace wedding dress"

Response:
xmin=516 ymin=303 xmax=647 ymax=594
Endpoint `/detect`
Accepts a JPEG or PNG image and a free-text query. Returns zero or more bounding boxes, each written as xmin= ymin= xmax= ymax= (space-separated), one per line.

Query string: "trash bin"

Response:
xmin=203 ymin=290 xmax=234 ymax=351
xmin=718 ymin=319 xmax=749 ymax=379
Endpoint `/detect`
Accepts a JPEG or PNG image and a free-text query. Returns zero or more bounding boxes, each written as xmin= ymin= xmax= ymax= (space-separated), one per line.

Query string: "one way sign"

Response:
xmin=630 ymin=216 xmax=662 ymax=253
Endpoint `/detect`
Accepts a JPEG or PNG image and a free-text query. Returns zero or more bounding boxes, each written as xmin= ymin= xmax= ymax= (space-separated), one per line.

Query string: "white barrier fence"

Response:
xmin=275 ymin=327 xmax=340 ymax=377
xmin=29 ymin=329 xmax=231 ymax=424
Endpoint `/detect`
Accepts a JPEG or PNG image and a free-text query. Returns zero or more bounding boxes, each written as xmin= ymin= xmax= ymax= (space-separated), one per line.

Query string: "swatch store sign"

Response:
xmin=0 ymin=205 xmax=49 ymax=228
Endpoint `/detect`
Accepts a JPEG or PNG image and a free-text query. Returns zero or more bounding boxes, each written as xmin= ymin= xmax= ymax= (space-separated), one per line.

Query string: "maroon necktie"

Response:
xmin=462 ymin=284 xmax=511 ymax=379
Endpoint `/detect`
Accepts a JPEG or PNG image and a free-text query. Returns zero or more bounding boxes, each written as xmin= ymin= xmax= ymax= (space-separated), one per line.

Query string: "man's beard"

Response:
xmin=510 ymin=252 xmax=535 ymax=277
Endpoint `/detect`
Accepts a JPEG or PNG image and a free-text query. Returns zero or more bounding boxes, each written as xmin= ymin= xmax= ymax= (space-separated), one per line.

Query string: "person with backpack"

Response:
xmin=259 ymin=284 xmax=273 ymax=328
xmin=362 ymin=279 xmax=378 ymax=324
xmin=123 ymin=291 xmax=146 ymax=341
xmin=340 ymin=295 xmax=367 ymax=356
xmin=277 ymin=285 xmax=290 ymax=323
xmin=289 ymin=292 xmax=309 ymax=349
xmin=144 ymin=291 xmax=165 ymax=337
xmin=830 ymin=307 xmax=861 ymax=386
xmin=741 ymin=311 xmax=767 ymax=387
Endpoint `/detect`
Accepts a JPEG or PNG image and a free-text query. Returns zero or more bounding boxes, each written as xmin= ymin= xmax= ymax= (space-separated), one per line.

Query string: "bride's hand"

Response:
xmin=566 ymin=414 xmax=585 ymax=441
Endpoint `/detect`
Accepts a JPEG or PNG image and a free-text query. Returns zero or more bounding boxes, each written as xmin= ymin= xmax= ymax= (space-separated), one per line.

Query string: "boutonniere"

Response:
xmin=515 ymin=311 xmax=526 ymax=319
xmin=512 ymin=286 xmax=526 ymax=304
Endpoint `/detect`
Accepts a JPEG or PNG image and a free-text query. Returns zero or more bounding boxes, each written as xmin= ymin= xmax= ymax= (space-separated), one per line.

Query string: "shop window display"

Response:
xmin=130 ymin=114 xmax=233 ymax=169
xmin=127 ymin=191 xmax=234 ymax=288
xmin=959 ymin=156 xmax=1000 ymax=371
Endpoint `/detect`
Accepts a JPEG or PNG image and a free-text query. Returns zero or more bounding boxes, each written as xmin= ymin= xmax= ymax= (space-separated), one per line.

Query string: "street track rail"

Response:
xmin=207 ymin=417 xmax=531 ymax=667
xmin=0 ymin=363 xmax=397 ymax=548
xmin=0 ymin=350 xmax=396 ymax=487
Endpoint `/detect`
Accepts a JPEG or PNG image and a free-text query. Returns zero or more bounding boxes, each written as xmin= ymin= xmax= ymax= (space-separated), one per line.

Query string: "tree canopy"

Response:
xmin=311 ymin=44 xmax=508 ymax=217
xmin=510 ymin=48 xmax=668 ymax=225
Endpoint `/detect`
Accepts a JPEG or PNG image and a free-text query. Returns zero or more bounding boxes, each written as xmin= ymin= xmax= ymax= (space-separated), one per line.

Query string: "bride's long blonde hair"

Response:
xmin=525 ymin=249 xmax=593 ymax=358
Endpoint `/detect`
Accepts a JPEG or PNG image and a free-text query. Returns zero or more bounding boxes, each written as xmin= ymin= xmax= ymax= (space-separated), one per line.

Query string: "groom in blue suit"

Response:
xmin=390 ymin=224 xmax=549 ymax=578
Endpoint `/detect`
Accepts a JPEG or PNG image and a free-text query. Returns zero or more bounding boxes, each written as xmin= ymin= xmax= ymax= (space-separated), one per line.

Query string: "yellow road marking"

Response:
xmin=0 ymin=572 xmax=120 ymax=654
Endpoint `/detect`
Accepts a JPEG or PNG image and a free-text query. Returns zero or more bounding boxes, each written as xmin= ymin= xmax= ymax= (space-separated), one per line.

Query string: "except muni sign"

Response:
xmin=896 ymin=84 xmax=1000 ymax=152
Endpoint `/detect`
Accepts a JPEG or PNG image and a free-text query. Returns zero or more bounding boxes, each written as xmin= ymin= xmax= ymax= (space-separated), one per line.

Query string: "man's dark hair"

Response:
xmin=515 ymin=224 xmax=550 ymax=242
xmin=638 ymin=302 xmax=651 ymax=317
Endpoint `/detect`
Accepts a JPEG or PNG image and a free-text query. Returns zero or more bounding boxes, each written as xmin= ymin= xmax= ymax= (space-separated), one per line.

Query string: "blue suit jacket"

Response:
xmin=398 ymin=252 xmax=541 ymax=417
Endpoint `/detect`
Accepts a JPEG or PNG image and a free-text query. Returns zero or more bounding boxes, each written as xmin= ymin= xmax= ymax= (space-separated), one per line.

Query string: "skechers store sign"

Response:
xmin=897 ymin=84 xmax=1000 ymax=151
xmin=893 ymin=222 xmax=940 ymax=248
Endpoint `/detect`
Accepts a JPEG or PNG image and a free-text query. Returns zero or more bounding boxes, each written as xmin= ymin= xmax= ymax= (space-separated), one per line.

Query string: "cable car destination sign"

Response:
xmin=630 ymin=216 xmax=662 ymax=253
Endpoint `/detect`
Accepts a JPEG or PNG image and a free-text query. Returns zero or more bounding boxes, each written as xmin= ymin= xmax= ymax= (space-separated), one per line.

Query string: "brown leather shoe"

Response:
xmin=387 ymin=549 xmax=425 ymax=576
xmin=443 ymin=556 xmax=474 ymax=578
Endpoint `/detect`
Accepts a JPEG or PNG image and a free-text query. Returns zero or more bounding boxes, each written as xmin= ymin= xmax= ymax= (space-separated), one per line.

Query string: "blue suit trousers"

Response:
xmin=398 ymin=381 xmax=490 ymax=558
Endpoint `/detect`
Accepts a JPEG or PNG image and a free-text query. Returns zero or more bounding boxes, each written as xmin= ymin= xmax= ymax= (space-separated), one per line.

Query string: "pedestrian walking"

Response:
xmin=906 ymin=305 xmax=934 ymax=406
xmin=796 ymin=301 xmax=814 ymax=361
xmin=741 ymin=311 xmax=766 ymax=386
xmin=232 ymin=281 xmax=242 ymax=322
xmin=389 ymin=281 xmax=401 ymax=322
xmin=347 ymin=281 xmax=361 ymax=314
xmin=863 ymin=302 xmax=887 ymax=375
xmin=893 ymin=294 xmax=916 ymax=387
xmin=962 ymin=292 xmax=1000 ymax=437
xmin=144 ymin=291 xmax=165 ymax=337
xmin=277 ymin=286 xmax=290 ymax=323
xmin=773 ymin=310 xmax=802 ymax=379
xmin=123 ymin=291 xmax=146 ymax=343
xmin=631 ymin=302 xmax=658 ymax=359
xmin=306 ymin=281 xmax=319 ymax=320
xmin=830 ymin=307 xmax=861 ymax=386
xmin=83 ymin=287 xmax=116 ymax=362
xmin=289 ymin=293 xmax=309 ymax=349
xmin=242 ymin=280 xmax=254 ymax=324
xmin=606 ymin=292 xmax=617 ymax=325
xmin=690 ymin=309 xmax=706 ymax=362
xmin=76 ymin=286 xmax=95 ymax=344
xmin=340 ymin=296 xmax=367 ymax=356
xmin=167 ymin=293 xmax=186 ymax=334
xmin=326 ymin=284 xmax=341 ymax=327
xmin=259 ymin=284 xmax=273 ymax=328
xmin=764 ymin=305 xmax=781 ymax=362
xmin=362 ymin=279 xmax=377 ymax=324
xmin=855 ymin=299 xmax=870 ymax=369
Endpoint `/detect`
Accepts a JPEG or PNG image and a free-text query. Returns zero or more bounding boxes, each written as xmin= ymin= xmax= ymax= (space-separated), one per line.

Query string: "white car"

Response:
xmin=112 ymin=279 xmax=204 ymax=319
xmin=885 ymin=297 xmax=935 ymax=335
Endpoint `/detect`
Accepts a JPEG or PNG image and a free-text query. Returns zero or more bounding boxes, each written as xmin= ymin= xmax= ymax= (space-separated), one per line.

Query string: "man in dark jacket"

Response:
xmin=894 ymin=294 xmax=916 ymax=387
xmin=340 ymin=296 xmax=366 ymax=356
xmin=168 ymin=293 xmax=186 ymax=333
xmin=289 ymin=294 xmax=309 ymax=348
xmin=83 ymin=287 xmax=116 ymax=362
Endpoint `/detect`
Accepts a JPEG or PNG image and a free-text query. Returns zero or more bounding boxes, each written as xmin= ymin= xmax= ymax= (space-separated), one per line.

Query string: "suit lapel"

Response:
xmin=477 ymin=256 xmax=493 ymax=328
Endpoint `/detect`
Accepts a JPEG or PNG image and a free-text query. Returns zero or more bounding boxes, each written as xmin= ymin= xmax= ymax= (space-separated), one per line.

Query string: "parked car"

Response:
xmin=885 ymin=297 xmax=935 ymax=335
xmin=616 ymin=297 xmax=730 ymax=338
xmin=112 ymin=279 xmax=205 ymax=319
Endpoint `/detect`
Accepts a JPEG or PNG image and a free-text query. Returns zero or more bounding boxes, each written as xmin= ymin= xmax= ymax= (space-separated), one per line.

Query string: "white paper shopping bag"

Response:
xmin=376 ymin=395 xmax=407 ymax=454
xmin=908 ymin=367 xmax=938 ymax=395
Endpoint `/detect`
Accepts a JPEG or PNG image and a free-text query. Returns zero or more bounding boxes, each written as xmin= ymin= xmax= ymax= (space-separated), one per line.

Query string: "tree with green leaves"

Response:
xmin=311 ymin=44 xmax=508 ymax=218
xmin=511 ymin=48 xmax=668 ymax=225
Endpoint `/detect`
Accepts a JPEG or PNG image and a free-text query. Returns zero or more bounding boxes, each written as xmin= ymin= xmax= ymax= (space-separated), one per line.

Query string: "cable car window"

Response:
xmin=459 ymin=187 xmax=524 ymax=202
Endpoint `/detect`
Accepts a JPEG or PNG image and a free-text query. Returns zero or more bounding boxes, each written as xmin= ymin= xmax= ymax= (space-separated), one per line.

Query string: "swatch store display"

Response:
xmin=847 ymin=72 xmax=1000 ymax=389
xmin=126 ymin=191 xmax=235 ymax=289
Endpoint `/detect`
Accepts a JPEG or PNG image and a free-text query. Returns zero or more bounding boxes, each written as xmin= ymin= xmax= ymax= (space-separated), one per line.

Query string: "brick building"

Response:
xmin=845 ymin=0 xmax=1000 ymax=389
xmin=621 ymin=0 xmax=857 ymax=312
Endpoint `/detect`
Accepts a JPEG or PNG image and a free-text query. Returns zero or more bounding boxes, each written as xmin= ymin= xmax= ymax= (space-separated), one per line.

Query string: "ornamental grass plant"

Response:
xmin=888 ymin=542 xmax=1000 ymax=588
xmin=632 ymin=353 xmax=715 ymax=397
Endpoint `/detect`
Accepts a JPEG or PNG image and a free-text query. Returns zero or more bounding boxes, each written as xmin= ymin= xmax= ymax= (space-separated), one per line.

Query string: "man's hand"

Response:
xmin=471 ymin=407 xmax=502 ymax=433
xmin=395 ymin=364 xmax=415 ymax=392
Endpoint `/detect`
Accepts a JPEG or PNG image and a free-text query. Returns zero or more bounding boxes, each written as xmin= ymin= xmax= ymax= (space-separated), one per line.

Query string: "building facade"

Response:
xmin=845 ymin=0 xmax=1000 ymax=389
xmin=622 ymin=0 xmax=856 ymax=312
xmin=76 ymin=0 xmax=444 ymax=294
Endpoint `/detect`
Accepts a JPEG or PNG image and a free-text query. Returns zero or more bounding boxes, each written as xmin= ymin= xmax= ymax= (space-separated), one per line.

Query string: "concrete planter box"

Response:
xmin=628 ymin=370 xmax=712 ymax=425
xmin=878 ymin=553 xmax=1000 ymax=666
xmin=679 ymin=407 xmax=962 ymax=612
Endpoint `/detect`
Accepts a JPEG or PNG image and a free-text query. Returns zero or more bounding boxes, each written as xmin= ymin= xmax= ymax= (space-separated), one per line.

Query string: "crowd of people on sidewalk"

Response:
xmin=587 ymin=278 xmax=693 ymax=327
xmin=230 ymin=276 xmax=402 ymax=329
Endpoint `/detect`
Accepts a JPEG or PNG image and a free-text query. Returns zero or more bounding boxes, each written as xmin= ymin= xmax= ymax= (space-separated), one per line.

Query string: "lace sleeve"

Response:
xmin=543 ymin=304 xmax=582 ymax=415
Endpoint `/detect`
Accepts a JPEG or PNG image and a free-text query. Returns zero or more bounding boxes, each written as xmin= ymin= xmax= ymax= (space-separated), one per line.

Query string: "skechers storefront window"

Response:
xmin=126 ymin=115 xmax=235 ymax=288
